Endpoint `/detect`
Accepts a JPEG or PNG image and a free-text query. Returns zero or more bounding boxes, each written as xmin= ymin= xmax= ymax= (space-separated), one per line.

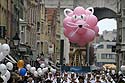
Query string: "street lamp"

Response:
xmin=12 ymin=32 xmax=20 ymax=60
xmin=12 ymin=33 xmax=20 ymax=46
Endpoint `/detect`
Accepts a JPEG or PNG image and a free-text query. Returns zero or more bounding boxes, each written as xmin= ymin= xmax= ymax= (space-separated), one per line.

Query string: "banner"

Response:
xmin=61 ymin=66 xmax=91 ymax=73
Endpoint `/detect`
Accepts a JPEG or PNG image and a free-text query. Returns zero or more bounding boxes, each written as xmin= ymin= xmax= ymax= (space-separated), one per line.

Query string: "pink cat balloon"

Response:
xmin=63 ymin=6 xmax=99 ymax=46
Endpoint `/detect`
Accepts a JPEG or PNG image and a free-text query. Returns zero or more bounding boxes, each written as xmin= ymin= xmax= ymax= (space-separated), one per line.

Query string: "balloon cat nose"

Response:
xmin=78 ymin=25 xmax=82 ymax=28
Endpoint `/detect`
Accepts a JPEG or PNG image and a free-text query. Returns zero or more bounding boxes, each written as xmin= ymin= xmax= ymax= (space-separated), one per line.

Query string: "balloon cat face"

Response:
xmin=63 ymin=6 xmax=99 ymax=46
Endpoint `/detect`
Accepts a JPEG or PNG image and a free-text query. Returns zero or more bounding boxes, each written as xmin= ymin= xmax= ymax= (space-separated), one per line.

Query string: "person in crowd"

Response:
xmin=75 ymin=73 xmax=79 ymax=83
xmin=45 ymin=79 xmax=53 ymax=83
xmin=101 ymin=74 xmax=107 ymax=83
xmin=78 ymin=76 xmax=85 ymax=83
xmin=61 ymin=72 xmax=70 ymax=83
xmin=117 ymin=74 xmax=125 ymax=83
xmin=112 ymin=73 xmax=118 ymax=83
xmin=27 ymin=77 xmax=34 ymax=83
xmin=95 ymin=75 xmax=101 ymax=83
xmin=91 ymin=72 xmax=96 ymax=80
xmin=46 ymin=72 xmax=54 ymax=82
xmin=84 ymin=73 xmax=92 ymax=83
xmin=69 ymin=72 xmax=77 ymax=83
xmin=107 ymin=76 xmax=115 ymax=83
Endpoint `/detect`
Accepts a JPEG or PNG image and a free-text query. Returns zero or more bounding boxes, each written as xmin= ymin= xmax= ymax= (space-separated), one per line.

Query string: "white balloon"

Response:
xmin=0 ymin=52 xmax=6 ymax=61
xmin=26 ymin=64 xmax=31 ymax=71
xmin=2 ymin=44 xmax=10 ymax=56
xmin=34 ymin=71 xmax=38 ymax=77
xmin=0 ymin=64 xmax=7 ymax=75
xmin=30 ymin=67 xmax=36 ymax=74
xmin=121 ymin=65 xmax=125 ymax=71
xmin=6 ymin=62 xmax=13 ymax=70
xmin=42 ymin=67 xmax=48 ymax=73
xmin=37 ymin=68 xmax=42 ymax=72
xmin=50 ymin=68 xmax=56 ymax=73
xmin=40 ymin=63 xmax=45 ymax=68
xmin=0 ymin=43 xmax=2 ymax=53
xmin=1 ymin=75 xmax=7 ymax=83
xmin=38 ymin=70 xmax=44 ymax=76
xmin=4 ymin=70 xmax=10 ymax=81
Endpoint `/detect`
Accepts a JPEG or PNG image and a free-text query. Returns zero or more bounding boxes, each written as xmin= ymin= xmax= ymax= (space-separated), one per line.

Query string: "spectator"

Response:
xmin=78 ymin=76 xmax=85 ymax=83
xmin=27 ymin=77 xmax=34 ymax=83
xmin=117 ymin=74 xmax=125 ymax=83
xmin=45 ymin=79 xmax=52 ymax=83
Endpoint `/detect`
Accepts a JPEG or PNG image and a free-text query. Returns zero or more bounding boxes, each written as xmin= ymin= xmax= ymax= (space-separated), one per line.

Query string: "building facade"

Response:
xmin=103 ymin=29 xmax=117 ymax=42
xmin=116 ymin=0 xmax=125 ymax=70
xmin=95 ymin=42 xmax=116 ymax=67
xmin=0 ymin=0 xmax=14 ymax=43
xmin=94 ymin=30 xmax=117 ymax=67
xmin=19 ymin=0 xmax=42 ymax=61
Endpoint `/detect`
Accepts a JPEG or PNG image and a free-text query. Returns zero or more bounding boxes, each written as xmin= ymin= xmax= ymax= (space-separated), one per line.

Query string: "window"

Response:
xmin=109 ymin=54 xmax=115 ymax=59
xmin=95 ymin=54 xmax=100 ymax=59
xmin=20 ymin=26 xmax=25 ymax=43
xmin=0 ymin=26 xmax=6 ymax=38
xmin=37 ymin=22 xmax=40 ymax=32
xmin=123 ymin=9 xmax=125 ymax=17
xmin=101 ymin=54 xmax=107 ymax=59
xmin=21 ymin=26 xmax=25 ymax=31
xmin=41 ymin=22 xmax=44 ymax=34
xmin=107 ymin=45 xmax=113 ymax=49
xmin=101 ymin=53 xmax=115 ymax=59
xmin=97 ymin=44 xmax=104 ymax=49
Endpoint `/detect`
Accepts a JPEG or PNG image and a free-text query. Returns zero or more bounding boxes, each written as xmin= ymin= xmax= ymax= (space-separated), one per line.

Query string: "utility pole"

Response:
xmin=121 ymin=0 xmax=125 ymax=65
xmin=116 ymin=0 xmax=122 ymax=72
xmin=116 ymin=0 xmax=125 ymax=71
xmin=58 ymin=0 xmax=63 ymax=66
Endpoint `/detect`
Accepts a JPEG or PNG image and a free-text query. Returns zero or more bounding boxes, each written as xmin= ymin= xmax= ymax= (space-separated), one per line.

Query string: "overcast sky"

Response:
xmin=97 ymin=18 xmax=117 ymax=34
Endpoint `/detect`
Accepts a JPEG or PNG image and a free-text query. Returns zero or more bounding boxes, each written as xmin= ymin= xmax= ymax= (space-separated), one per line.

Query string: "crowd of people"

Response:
xmin=2 ymin=68 xmax=125 ymax=83
xmin=1 ymin=44 xmax=125 ymax=83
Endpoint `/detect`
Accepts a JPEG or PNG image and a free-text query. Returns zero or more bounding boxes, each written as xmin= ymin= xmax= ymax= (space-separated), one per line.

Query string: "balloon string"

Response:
xmin=5 ymin=57 xmax=15 ymax=63
xmin=6 ymin=55 xmax=17 ymax=63
xmin=70 ymin=28 xmax=79 ymax=37
xmin=8 ymin=55 xmax=17 ymax=63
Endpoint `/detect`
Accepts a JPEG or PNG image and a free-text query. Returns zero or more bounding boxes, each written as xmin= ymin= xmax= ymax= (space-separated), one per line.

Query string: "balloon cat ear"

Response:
xmin=64 ymin=9 xmax=73 ymax=17
xmin=86 ymin=7 xmax=94 ymax=15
